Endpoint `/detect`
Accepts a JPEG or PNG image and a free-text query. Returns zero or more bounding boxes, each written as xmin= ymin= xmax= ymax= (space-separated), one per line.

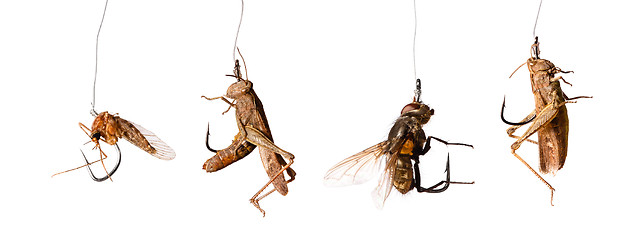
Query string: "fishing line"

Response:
xmin=412 ymin=0 xmax=422 ymax=103
xmin=532 ymin=0 xmax=543 ymax=38
xmin=91 ymin=0 xmax=109 ymax=117
xmin=233 ymin=0 xmax=245 ymax=63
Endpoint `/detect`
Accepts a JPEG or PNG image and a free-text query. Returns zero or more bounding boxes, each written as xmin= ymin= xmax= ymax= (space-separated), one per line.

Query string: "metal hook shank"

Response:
xmin=501 ymin=96 xmax=536 ymax=126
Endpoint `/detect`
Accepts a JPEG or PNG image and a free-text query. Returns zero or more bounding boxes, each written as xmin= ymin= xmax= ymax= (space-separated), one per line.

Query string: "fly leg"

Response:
xmin=240 ymin=125 xmax=294 ymax=217
xmin=413 ymin=137 xmax=473 ymax=193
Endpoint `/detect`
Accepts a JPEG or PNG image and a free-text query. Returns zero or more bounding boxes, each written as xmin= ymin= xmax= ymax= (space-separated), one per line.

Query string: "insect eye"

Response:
xmin=91 ymin=132 xmax=101 ymax=141
xmin=401 ymin=103 xmax=421 ymax=114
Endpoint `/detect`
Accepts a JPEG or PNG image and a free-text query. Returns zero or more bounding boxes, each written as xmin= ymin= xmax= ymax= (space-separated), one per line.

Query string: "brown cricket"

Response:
xmin=52 ymin=112 xmax=176 ymax=181
xmin=324 ymin=86 xmax=473 ymax=209
xmin=501 ymin=37 xmax=591 ymax=205
xmin=202 ymin=59 xmax=296 ymax=217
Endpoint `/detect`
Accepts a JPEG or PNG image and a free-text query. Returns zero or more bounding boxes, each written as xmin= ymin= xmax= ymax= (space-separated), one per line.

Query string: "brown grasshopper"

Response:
xmin=501 ymin=37 xmax=591 ymax=205
xmin=202 ymin=59 xmax=296 ymax=217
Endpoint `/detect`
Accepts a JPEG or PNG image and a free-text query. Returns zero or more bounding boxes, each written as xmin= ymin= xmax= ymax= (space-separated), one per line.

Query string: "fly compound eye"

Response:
xmin=401 ymin=102 xmax=422 ymax=114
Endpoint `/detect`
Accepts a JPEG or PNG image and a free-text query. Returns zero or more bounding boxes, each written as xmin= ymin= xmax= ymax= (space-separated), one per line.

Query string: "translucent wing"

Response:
xmin=324 ymin=141 xmax=387 ymax=187
xmin=116 ymin=117 xmax=176 ymax=160
xmin=371 ymin=153 xmax=397 ymax=209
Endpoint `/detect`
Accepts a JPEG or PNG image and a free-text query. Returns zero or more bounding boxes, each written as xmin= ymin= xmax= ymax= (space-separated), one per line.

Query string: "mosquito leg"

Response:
xmin=85 ymin=143 xmax=121 ymax=182
xmin=79 ymin=122 xmax=93 ymax=138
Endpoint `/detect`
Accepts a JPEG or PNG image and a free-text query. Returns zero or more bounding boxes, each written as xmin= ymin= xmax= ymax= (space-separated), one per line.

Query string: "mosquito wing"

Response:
xmin=371 ymin=153 xmax=397 ymax=209
xmin=324 ymin=141 xmax=387 ymax=187
xmin=116 ymin=117 xmax=176 ymax=160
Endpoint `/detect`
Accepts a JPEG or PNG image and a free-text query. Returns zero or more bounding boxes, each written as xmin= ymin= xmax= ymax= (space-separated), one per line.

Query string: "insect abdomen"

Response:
xmin=203 ymin=140 xmax=256 ymax=172
xmin=393 ymin=155 xmax=414 ymax=194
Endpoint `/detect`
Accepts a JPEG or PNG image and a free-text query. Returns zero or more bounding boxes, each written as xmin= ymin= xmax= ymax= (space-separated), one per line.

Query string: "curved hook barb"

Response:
xmin=205 ymin=123 xmax=218 ymax=153
xmin=82 ymin=143 xmax=122 ymax=182
xmin=501 ymin=96 xmax=536 ymax=126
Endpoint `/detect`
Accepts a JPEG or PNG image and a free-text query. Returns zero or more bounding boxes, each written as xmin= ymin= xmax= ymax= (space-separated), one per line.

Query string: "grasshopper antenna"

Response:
xmin=91 ymin=0 xmax=109 ymax=117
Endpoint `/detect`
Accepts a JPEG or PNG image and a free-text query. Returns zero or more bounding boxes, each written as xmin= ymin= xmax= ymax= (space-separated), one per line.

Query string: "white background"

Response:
xmin=1 ymin=0 xmax=630 ymax=239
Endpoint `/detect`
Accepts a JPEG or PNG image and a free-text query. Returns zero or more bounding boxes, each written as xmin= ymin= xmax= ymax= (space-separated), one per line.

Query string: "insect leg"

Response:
xmin=79 ymin=122 xmax=93 ymax=138
xmin=201 ymin=95 xmax=236 ymax=114
xmin=83 ymin=143 xmax=121 ymax=182
xmin=414 ymin=139 xmax=474 ymax=193
xmin=510 ymin=100 xmax=565 ymax=205
xmin=242 ymin=125 xmax=294 ymax=216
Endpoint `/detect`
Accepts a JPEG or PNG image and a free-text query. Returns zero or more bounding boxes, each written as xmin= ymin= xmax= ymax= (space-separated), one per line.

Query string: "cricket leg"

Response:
xmin=510 ymin=101 xmax=565 ymax=206
xmin=505 ymin=110 xmax=538 ymax=145
xmin=201 ymin=95 xmax=235 ymax=114
xmin=242 ymin=125 xmax=294 ymax=216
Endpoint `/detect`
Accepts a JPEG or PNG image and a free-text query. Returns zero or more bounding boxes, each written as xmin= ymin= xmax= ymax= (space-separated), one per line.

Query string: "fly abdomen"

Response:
xmin=393 ymin=155 xmax=414 ymax=194
xmin=203 ymin=140 xmax=256 ymax=172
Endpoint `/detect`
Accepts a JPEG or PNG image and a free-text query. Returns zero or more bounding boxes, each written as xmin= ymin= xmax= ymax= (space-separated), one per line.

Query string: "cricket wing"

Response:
xmin=117 ymin=118 xmax=176 ymax=160
xmin=323 ymin=141 xmax=387 ymax=187
xmin=538 ymin=106 xmax=568 ymax=174
xmin=371 ymin=153 xmax=397 ymax=209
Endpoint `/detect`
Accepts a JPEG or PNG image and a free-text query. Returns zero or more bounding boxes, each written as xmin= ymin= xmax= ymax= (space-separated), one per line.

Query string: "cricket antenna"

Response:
xmin=91 ymin=0 xmax=109 ymax=117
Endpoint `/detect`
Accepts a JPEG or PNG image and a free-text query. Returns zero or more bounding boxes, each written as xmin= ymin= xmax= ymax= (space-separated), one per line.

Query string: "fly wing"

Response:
xmin=324 ymin=141 xmax=387 ymax=187
xmin=116 ymin=117 xmax=176 ymax=160
xmin=371 ymin=153 xmax=397 ymax=209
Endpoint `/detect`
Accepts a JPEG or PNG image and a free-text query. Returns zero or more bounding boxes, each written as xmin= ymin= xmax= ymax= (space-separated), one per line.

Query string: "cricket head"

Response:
xmin=225 ymin=79 xmax=252 ymax=99
xmin=401 ymin=102 xmax=434 ymax=125
xmin=527 ymin=58 xmax=556 ymax=73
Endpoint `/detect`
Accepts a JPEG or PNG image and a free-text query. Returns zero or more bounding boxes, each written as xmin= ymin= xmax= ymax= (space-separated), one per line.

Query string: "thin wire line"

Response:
xmin=532 ymin=0 xmax=543 ymax=38
xmin=92 ymin=0 xmax=109 ymax=117
xmin=412 ymin=0 xmax=418 ymax=80
xmin=412 ymin=0 xmax=421 ymax=102
xmin=233 ymin=0 xmax=244 ymax=62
